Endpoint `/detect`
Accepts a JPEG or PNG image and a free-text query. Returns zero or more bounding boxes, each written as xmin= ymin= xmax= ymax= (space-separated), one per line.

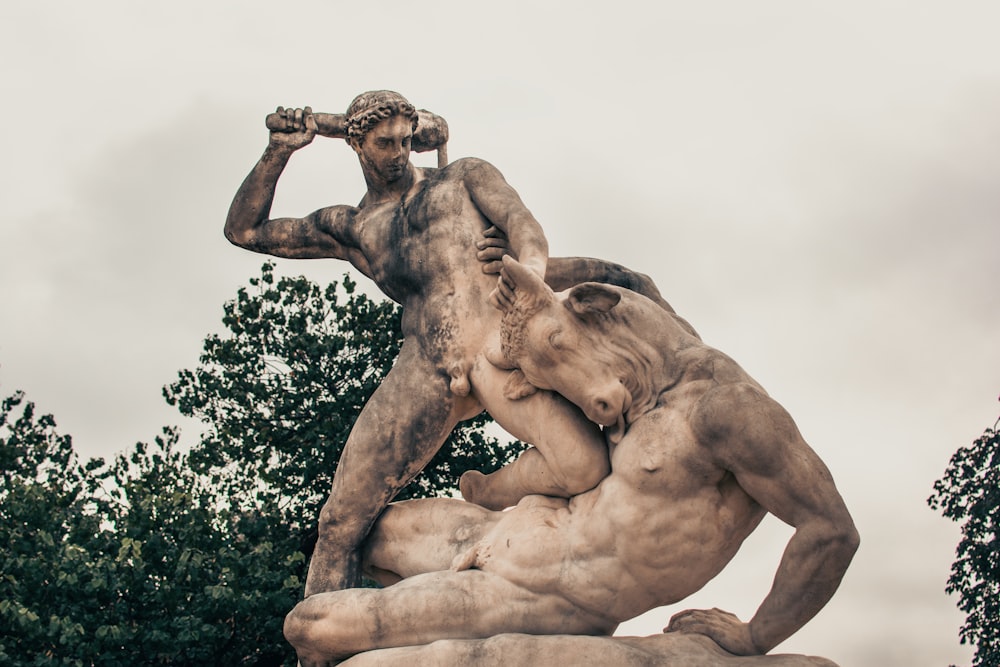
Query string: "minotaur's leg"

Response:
xmin=286 ymin=569 xmax=611 ymax=665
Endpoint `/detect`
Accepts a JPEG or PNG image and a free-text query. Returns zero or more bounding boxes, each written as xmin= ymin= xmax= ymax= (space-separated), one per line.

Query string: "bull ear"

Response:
xmin=502 ymin=369 xmax=539 ymax=400
xmin=500 ymin=255 xmax=553 ymax=312
xmin=566 ymin=282 xmax=621 ymax=316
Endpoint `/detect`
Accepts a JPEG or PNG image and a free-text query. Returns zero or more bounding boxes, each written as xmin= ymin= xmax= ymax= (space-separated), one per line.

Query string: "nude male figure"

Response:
xmin=282 ymin=258 xmax=859 ymax=666
xmin=225 ymin=91 xmax=670 ymax=594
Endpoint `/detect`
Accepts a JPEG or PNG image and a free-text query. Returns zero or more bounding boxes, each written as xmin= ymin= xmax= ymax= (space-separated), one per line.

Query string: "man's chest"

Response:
xmin=356 ymin=178 xmax=471 ymax=240
xmin=356 ymin=184 xmax=486 ymax=281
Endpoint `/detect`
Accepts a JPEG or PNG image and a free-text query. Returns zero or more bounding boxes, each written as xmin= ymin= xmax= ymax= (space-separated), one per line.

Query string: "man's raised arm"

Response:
xmin=225 ymin=107 xmax=363 ymax=265
xmin=668 ymin=385 xmax=860 ymax=655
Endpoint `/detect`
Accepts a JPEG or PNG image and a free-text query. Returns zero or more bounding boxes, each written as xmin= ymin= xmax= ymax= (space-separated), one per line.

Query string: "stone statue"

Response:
xmin=225 ymin=91 xmax=677 ymax=596
xmin=281 ymin=257 xmax=859 ymax=665
xmin=227 ymin=91 xmax=857 ymax=665
xmin=336 ymin=633 xmax=841 ymax=666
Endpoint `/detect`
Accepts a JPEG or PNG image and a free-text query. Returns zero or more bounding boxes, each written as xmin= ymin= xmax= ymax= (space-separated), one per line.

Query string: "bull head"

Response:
xmin=485 ymin=256 xmax=628 ymax=404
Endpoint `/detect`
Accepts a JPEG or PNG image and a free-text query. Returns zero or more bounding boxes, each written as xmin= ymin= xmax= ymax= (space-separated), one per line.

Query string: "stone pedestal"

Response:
xmin=341 ymin=632 xmax=839 ymax=666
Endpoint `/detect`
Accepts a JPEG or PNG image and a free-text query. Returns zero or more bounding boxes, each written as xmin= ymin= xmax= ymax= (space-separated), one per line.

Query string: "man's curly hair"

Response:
xmin=345 ymin=90 xmax=419 ymax=144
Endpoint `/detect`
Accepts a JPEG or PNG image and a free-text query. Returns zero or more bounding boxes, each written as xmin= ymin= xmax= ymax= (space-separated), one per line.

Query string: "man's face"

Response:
xmin=355 ymin=114 xmax=413 ymax=183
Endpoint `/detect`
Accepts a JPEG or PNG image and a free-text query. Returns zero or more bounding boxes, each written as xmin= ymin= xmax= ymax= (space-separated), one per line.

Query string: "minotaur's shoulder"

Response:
xmin=688 ymin=382 xmax=775 ymax=443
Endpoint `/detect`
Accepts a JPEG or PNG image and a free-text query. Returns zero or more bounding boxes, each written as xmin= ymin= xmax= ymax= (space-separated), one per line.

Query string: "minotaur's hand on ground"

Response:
xmin=664 ymin=607 xmax=761 ymax=656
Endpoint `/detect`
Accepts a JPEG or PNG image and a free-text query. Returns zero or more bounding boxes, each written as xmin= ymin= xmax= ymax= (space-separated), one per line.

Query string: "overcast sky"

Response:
xmin=2 ymin=1 xmax=998 ymax=664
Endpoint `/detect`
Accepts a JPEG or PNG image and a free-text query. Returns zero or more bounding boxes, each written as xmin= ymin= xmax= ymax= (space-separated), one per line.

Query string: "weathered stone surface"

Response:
xmin=341 ymin=632 xmax=839 ymax=667
xmin=228 ymin=91 xmax=858 ymax=665
xmin=226 ymin=90 xmax=666 ymax=600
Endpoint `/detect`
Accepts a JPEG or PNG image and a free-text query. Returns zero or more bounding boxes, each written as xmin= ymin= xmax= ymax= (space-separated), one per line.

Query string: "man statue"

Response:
xmin=225 ymin=91 xmax=673 ymax=595
xmin=281 ymin=258 xmax=859 ymax=666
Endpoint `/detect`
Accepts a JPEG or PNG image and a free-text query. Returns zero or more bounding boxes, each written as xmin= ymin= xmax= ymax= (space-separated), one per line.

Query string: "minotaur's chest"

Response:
xmin=610 ymin=406 xmax=724 ymax=491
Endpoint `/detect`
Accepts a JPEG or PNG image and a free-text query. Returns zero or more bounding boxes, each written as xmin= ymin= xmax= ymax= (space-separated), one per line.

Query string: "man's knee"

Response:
xmin=550 ymin=446 xmax=610 ymax=497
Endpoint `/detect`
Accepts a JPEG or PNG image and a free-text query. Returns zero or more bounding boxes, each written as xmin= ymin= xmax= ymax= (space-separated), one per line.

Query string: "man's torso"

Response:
xmin=350 ymin=160 xmax=501 ymax=365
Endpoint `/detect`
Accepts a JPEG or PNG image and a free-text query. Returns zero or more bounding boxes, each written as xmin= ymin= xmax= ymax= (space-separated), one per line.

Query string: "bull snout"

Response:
xmin=584 ymin=381 xmax=631 ymax=427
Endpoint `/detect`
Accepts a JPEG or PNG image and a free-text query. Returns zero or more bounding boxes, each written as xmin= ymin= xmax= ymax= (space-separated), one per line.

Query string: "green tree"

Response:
xmin=95 ymin=427 xmax=305 ymax=665
xmin=0 ymin=389 xmax=112 ymax=665
xmin=929 ymin=403 xmax=1000 ymax=667
xmin=0 ymin=401 xmax=304 ymax=666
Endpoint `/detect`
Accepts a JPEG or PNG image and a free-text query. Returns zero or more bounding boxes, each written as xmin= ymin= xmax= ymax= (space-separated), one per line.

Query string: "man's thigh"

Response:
xmin=331 ymin=341 xmax=463 ymax=496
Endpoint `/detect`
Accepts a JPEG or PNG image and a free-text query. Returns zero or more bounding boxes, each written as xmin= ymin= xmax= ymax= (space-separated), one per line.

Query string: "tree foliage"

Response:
xmin=1 ymin=411 xmax=305 ymax=665
xmin=929 ymin=404 xmax=1000 ymax=667
xmin=0 ymin=264 xmax=520 ymax=665
xmin=0 ymin=390 xmax=113 ymax=665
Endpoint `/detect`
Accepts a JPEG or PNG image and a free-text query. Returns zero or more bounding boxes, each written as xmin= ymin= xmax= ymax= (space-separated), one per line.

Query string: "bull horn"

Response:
xmin=501 ymin=255 xmax=553 ymax=309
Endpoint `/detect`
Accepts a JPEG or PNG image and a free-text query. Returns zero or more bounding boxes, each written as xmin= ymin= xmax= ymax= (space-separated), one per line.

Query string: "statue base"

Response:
xmin=340 ymin=632 xmax=839 ymax=666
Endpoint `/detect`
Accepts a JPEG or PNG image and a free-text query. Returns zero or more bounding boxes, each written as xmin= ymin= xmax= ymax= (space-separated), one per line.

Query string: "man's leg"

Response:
xmin=285 ymin=569 xmax=614 ymax=666
xmin=305 ymin=340 xmax=477 ymax=594
xmin=460 ymin=355 xmax=610 ymax=510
